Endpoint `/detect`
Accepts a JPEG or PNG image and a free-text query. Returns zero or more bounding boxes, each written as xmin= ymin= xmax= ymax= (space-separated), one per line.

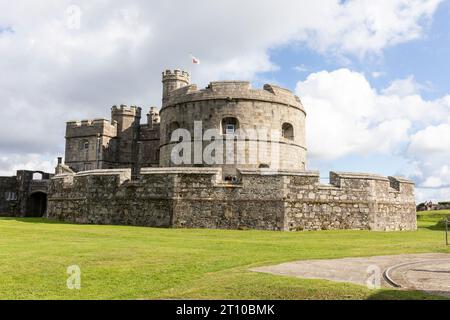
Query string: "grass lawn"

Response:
xmin=0 ymin=211 xmax=449 ymax=300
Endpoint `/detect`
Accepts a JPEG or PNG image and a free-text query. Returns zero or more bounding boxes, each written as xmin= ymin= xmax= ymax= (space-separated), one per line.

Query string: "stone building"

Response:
xmin=1 ymin=69 xmax=417 ymax=231
xmin=0 ymin=170 xmax=53 ymax=217
xmin=65 ymin=105 xmax=160 ymax=173
xmin=158 ymin=70 xmax=307 ymax=176
xmin=63 ymin=70 xmax=306 ymax=177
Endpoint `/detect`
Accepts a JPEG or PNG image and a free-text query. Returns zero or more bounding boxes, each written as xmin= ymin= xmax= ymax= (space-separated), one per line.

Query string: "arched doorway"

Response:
xmin=27 ymin=192 xmax=47 ymax=217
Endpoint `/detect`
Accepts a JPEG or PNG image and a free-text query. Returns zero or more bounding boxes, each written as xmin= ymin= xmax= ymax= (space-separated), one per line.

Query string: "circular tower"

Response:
xmin=159 ymin=70 xmax=307 ymax=175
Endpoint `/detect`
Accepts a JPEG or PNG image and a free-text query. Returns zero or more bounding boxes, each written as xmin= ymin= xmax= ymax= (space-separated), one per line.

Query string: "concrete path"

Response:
xmin=250 ymin=253 xmax=450 ymax=297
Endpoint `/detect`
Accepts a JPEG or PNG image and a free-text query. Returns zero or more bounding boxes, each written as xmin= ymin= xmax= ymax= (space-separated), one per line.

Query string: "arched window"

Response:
xmin=282 ymin=123 xmax=294 ymax=140
xmin=222 ymin=117 xmax=239 ymax=135
xmin=167 ymin=121 xmax=180 ymax=141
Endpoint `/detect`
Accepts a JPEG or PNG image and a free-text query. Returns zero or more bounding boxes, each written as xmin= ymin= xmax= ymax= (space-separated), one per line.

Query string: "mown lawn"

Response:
xmin=0 ymin=211 xmax=449 ymax=300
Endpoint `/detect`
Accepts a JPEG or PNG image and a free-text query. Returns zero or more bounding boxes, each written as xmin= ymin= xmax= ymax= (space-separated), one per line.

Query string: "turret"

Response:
xmin=162 ymin=69 xmax=190 ymax=102
xmin=111 ymin=105 xmax=142 ymax=134
xmin=147 ymin=107 xmax=160 ymax=129
xmin=111 ymin=105 xmax=141 ymax=168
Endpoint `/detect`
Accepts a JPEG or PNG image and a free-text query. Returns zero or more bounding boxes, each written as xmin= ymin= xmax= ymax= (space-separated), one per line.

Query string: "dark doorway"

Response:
xmin=27 ymin=192 xmax=47 ymax=217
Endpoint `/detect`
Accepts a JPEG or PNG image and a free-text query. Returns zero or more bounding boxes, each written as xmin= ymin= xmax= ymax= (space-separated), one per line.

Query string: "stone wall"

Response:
xmin=62 ymin=70 xmax=307 ymax=176
xmin=65 ymin=105 xmax=149 ymax=173
xmin=139 ymin=123 xmax=160 ymax=167
xmin=47 ymin=169 xmax=172 ymax=227
xmin=159 ymin=81 xmax=307 ymax=174
xmin=65 ymin=118 xmax=118 ymax=171
xmin=0 ymin=176 xmax=18 ymax=216
xmin=0 ymin=170 xmax=53 ymax=217
xmin=47 ymin=168 xmax=416 ymax=231
xmin=283 ymin=172 xmax=416 ymax=231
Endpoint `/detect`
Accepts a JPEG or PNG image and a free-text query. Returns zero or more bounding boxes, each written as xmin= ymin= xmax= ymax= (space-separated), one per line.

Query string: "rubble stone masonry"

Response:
xmin=47 ymin=168 xmax=416 ymax=231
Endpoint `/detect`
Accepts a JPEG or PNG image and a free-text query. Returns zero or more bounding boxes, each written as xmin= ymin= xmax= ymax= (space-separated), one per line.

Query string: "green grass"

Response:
xmin=417 ymin=210 xmax=450 ymax=230
xmin=0 ymin=212 xmax=449 ymax=300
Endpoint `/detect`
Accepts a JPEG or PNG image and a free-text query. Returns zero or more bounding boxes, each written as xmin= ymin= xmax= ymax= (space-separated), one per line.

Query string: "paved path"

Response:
xmin=250 ymin=253 xmax=450 ymax=297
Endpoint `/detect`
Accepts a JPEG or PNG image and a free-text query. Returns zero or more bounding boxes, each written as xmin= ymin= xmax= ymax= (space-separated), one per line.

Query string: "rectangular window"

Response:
xmin=226 ymin=124 xmax=235 ymax=134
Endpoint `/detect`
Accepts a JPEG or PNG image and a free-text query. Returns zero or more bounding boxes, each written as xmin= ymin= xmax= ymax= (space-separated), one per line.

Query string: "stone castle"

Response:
xmin=0 ymin=70 xmax=417 ymax=231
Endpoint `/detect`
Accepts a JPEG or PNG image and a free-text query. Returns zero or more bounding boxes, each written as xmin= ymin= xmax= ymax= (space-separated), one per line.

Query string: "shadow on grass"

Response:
xmin=421 ymin=219 xmax=448 ymax=231
xmin=0 ymin=217 xmax=68 ymax=225
xmin=368 ymin=289 xmax=449 ymax=300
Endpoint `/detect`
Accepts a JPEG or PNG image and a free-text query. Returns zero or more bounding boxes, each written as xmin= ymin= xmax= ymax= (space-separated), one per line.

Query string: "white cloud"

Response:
xmin=416 ymin=187 xmax=450 ymax=203
xmin=294 ymin=64 xmax=309 ymax=72
xmin=409 ymin=124 xmax=450 ymax=155
xmin=294 ymin=0 xmax=442 ymax=57
xmin=296 ymin=68 xmax=450 ymax=201
xmin=0 ymin=154 xmax=55 ymax=176
xmin=0 ymin=0 xmax=443 ymax=179
xmin=371 ymin=71 xmax=386 ymax=79
xmin=296 ymin=69 xmax=411 ymax=160
xmin=382 ymin=75 xmax=424 ymax=97
xmin=408 ymin=124 xmax=450 ymax=189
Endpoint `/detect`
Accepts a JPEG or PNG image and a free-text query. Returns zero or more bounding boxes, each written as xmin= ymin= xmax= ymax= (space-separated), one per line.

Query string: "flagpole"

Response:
xmin=188 ymin=52 xmax=192 ymax=81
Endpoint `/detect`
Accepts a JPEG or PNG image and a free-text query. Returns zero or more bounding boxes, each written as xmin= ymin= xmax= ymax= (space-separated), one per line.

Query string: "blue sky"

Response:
xmin=263 ymin=0 xmax=450 ymax=100
xmin=0 ymin=0 xmax=449 ymax=202
xmin=252 ymin=1 xmax=450 ymax=199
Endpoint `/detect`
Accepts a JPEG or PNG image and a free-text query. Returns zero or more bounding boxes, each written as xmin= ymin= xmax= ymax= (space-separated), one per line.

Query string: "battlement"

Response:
xmin=66 ymin=118 xmax=118 ymax=138
xmin=76 ymin=168 xmax=131 ymax=184
xmin=53 ymin=168 xmax=414 ymax=196
xmin=111 ymin=104 xmax=142 ymax=117
xmin=162 ymin=69 xmax=190 ymax=80
xmin=208 ymin=81 xmax=252 ymax=91
xmin=48 ymin=167 xmax=416 ymax=231
xmin=67 ymin=118 xmax=114 ymax=128
xmin=263 ymin=84 xmax=302 ymax=103
xmin=163 ymin=80 xmax=304 ymax=111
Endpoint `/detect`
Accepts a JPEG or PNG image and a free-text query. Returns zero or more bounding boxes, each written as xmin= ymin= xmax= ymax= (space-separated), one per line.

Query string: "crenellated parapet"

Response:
xmin=162 ymin=69 xmax=190 ymax=80
xmin=47 ymin=168 xmax=416 ymax=231
xmin=66 ymin=118 xmax=118 ymax=138
xmin=159 ymin=78 xmax=307 ymax=172
xmin=111 ymin=104 xmax=142 ymax=117
xmin=162 ymin=81 xmax=304 ymax=112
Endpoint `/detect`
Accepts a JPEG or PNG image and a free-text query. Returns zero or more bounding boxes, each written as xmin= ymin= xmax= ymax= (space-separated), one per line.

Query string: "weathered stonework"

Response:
xmin=0 ymin=170 xmax=52 ymax=217
xmin=159 ymin=79 xmax=307 ymax=174
xmin=42 ymin=68 xmax=417 ymax=231
xmin=47 ymin=168 xmax=416 ymax=231
xmin=0 ymin=176 xmax=18 ymax=216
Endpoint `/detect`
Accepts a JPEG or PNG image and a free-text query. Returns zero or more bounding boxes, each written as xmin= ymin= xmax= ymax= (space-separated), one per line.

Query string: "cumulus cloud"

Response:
xmin=415 ymin=187 xmax=450 ymax=203
xmin=371 ymin=71 xmax=386 ymax=79
xmin=296 ymin=69 xmax=411 ymax=160
xmin=0 ymin=154 xmax=55 ymax=177
xmin=408 ymin=124 xmax=450 ymax=189
xmin=0 ymin=0 xmax=443 ymax=184
xmin=382 ymin=76 xmax=425 ymax=97
xmin=409 ymin=124 xmax=450 ymax=155
xmin=296 ymin=69 xmax=450 ymax=201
